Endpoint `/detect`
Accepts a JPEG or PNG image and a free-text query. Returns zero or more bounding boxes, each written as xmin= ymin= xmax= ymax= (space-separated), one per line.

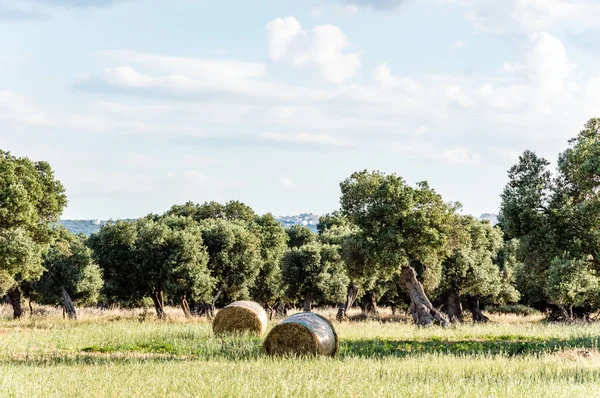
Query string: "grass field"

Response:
xmin=1 ymin=305 xmax=600 ymax=397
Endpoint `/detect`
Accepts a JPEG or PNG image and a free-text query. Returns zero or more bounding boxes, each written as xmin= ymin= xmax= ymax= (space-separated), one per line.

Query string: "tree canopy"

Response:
xmin=0 ymin=151 xmax=67 ymax=317
xmin=88 ymin=216 xmax=214 ymax=318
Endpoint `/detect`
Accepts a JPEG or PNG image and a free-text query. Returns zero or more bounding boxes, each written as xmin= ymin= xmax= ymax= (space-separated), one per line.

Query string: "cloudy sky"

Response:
xmin=2 ymin=0 xmax=599 ymax=219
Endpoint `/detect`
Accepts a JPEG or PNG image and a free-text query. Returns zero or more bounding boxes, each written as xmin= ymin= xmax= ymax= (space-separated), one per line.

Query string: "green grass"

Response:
xmin=1 ymin=307 xmax=600 ymax=397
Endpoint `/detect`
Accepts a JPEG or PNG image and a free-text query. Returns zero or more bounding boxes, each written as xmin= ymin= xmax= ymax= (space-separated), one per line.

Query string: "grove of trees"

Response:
xmin=3 ymin=118 xmax=600 ymax=323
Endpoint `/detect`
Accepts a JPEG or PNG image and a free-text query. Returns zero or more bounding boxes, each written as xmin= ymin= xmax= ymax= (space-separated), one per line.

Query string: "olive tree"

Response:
xmin=88 ymin=216 xmax=214 ymax=318
xmin=249 ymin=214 xmax=288 ymax=312
xmin=339 ymin=170 xmax=458 ymax=326
xmin=29 ymin=227 xmax=102 ymax=319
xmin=282 ymin=242 xmax=349 ymax=311
xmin=286 ymin=224 xmax=316 ymax=248
xmin=545 ymin=255 xmax=600 ymax=320
xmin=0 ymin=151 xmax=67 ymax=318
xmin=500 ymin=119 xmax=600 ymax=316
xmin=166 ymin=200 xmax=256 ymax=223
xmin=317 ymin=213 xmax=379 ymax=320
xmin=199 ymin=219 xmax=262 ymax=315
xmin=440 ymin=217 xmax=518 ymax=323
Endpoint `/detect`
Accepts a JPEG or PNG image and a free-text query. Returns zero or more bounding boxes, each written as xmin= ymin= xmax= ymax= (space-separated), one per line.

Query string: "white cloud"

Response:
xmin=266 ymin=17 xmax=361 ymax=83
xmin=449 ymin=0 xmax=600 ymax=33
xmin=103 ymin=50 xmax=266 ymax=80
xmin=279 ymin=175 xmax=296 ymax=189
xmin=334 ymin=0 xmax=408 ymax=10
xmin=491 ymin=32 xmax=574 ymax=112
xmin=525 ymin=32 xmax=573 ymax=98
xmin=439 ymin=147 xmax=482 ymax=164
xmin=182 ymin=155 xmax=229 ymax=166
xmin=260 ymin=132 xmax=351 ymax=147
xmin=0 ymin=91 xmax=53 ymax=126
xmin=452 ymin=40 xmax=466 ymax=49
xmin=68 ymin=29 xmax=593 ymax=171
xmin=413 ymin=125 xmax=429 ymax=135
xmin=332 ymin=4 xmax=360 ymax=16
xmin=80 ymin=53 xmax=336 ymax=103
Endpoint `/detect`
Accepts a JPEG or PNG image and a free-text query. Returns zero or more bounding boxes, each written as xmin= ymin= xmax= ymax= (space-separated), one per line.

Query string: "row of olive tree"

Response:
xmin=4 ymin=118 xmax=600 ymax=322
xmin=0 ymin=151 xmax=521 ymax=323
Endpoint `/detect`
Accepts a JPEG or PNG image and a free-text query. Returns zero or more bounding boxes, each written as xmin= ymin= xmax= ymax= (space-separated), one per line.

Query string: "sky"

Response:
xmin=2 ymin=0 xmax=600 ymax=220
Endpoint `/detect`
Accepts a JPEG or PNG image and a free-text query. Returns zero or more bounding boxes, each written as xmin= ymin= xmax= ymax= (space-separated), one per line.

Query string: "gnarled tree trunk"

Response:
xmin=210 ymin=287 xmax=223 ymax=318
xmin=303 ymin=291 xmax=313 ymax=312
xmin=361 ymin=291 xmax=379 ymax=316
xmin=336 ymin=282 xmax=359 ymax=321
xmin=399 ymin=266 xmax=449 ymax=327
xmin=151 ymin=290 xmax=166 ymax=319
xmin=553 ymin=304 xmax=573 ymax=322
xmin=60 ymin=287 xmax=77 ymax=320
xmin=467 ymin=296 xmax=489 ymax=323
xmin=7 ymin=287 xmax=24 ymax=319
xmin=180 ymin=296 xmax=192 ymax=318
xmin=446 ymin=290 xmax=463 ymax=323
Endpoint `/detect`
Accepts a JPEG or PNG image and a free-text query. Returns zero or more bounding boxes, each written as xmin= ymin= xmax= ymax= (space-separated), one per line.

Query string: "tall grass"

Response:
xmin=1 ymin=304 xmax=599 ymax=397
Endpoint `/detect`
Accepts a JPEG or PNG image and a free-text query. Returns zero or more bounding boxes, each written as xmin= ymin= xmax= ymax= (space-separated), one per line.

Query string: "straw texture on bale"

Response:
xmin=212 ymin=301 xmax=268 ymax=336
xmin=264 ymin=312 xmax=339 ymax=356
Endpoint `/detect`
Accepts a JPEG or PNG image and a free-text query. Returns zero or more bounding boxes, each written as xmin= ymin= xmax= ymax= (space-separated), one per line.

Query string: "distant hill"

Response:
xmin=59 ymin=214 xmax=320 ymax=236
xmin=60 ymin=213 xmax=496 ymax=236
xmin=58 ymin=220 xmax=104 ymax=236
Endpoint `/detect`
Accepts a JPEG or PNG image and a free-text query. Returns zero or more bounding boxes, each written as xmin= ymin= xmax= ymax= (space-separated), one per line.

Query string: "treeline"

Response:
xmin=2 ymin=118 xmax=600 ymax=324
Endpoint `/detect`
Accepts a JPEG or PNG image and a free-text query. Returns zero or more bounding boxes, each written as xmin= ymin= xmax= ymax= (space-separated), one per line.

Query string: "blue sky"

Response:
xmin=2 ymin=0 xmax=600 ymax=219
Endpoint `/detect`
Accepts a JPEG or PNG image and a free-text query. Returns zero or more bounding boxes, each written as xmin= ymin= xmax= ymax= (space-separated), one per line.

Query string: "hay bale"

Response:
xmin=212 ymin=301 xmax=268 ymax=336
xmin=264 ymin=312 xmax=339 ymax=356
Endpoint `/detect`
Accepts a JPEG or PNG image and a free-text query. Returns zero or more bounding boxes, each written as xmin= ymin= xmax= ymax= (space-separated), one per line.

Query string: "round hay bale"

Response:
xmin=212 ymin=301 xmax=268 ymax=336
xmin=264 ymin=312 xmax=339 ymax=356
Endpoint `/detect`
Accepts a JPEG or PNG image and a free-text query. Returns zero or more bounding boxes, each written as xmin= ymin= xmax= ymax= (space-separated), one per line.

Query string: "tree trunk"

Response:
xmin=391 ymin=304 xmax=397 ymax=315
xmin=151 ymin=290 xmax=166 ymax=319
xmin=210 ymin=287 xmax=223 ymax=318
xmin=29 ymin=299 xmax=33 ymax=317
xmin=399 ymin=266 xmax=449 ymax=327
xmin=467 ymin=296 xmax=489 ymax=323
xmin=336 ymin=282 xmax=359 ymax=321
xmin=7 ymin=287 xmax=24 ymax=319
xmin=361 ymin=291 xmax=379 ymax=316
xmin=446 ymin=289 xmax=463 ymax=323
xmin=303 ymin=291 xmax=313 ymax=312
xmin=180 ymin=296 xmax=192 ymax=318
xmin=559 ymin=305 xmax=572 ymax=322
xmin=569 ymin=305 xmax=574 ymax=320
xmin=60 ymin=287 xmax=77 ymax=320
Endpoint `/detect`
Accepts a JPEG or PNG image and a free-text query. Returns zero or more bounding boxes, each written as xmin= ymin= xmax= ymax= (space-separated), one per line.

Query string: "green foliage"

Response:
xmin=249 ymin=214 xmax=288 ymax=305
xmin=494 ymin=239 xmax=521 ymax=304
xmin=339 ymin=170 xmax=459 ymax=292
xmin=554 ymin=118 xmax=600 ymax=266
xmin=441 ymin=217 xmax=518 ymax=304
xmin=285 ymin=224 xmax=316 ymax=248
xmin=199 ymin=218 xmax=261 ymax=301
xmin=31 ymin=227 xmax=102 ymax=306
xmin=0 ymin=229 xmax=45 ymax=294
xmin=166 ymin=200 xmax=256 ymax=223
xmin=499 ymin=150 xmax=552 ymax=240
xmin=282 ymin=242 xmax=349 ymax=305
xmin=88 ymin=217 xmax=214 ymax=310
xmin=545 ymin=255 xmax=600 ymax=309
xmin=500 ymin=119 xmax=600 ymax=311
xmin=0 ymin=151 xmax=67 ymax=295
